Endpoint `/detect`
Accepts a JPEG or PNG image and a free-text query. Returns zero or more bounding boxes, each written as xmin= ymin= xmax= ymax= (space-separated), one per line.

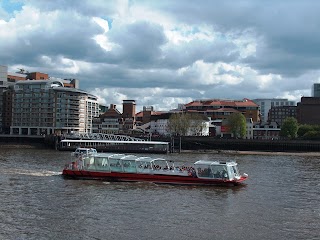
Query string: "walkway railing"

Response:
xmin=64 ymin=133 xmax=145 ymax=141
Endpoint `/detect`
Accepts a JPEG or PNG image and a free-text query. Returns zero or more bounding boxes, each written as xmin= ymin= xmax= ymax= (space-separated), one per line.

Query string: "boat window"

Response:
xmin=84 ymin=157 xmax=95 ymax=170
xmin=196 ymin=164 xmax=229 ymax=179
xmin=136 ymin=161 xmax=152 ymax=173
xmin=123 ymin=160 xmax=137 ymax=173
xmin=89 ymin=149 xmax=97 ymax=154
xmin=152 ymin=159 xmax=168 ymax=171
xmin=109 ymin=158 xmax=122 ymax=172
xmin=196 ymin=165 xmax=212 ymax=178
xmin=211 ymin=165 xmax=228 ymax=179
xmin=231 ymin=166 xmax=239 ymax=177
xmin=95 ymin=157 xmax=110 ymax=171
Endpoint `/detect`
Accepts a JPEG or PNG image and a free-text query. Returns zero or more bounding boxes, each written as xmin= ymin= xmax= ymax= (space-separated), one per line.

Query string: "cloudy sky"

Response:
xmin=1 ymin=0 xmax=319 ymax=112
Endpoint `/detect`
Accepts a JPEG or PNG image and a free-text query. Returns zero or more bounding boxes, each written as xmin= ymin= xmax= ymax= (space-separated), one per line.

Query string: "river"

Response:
xmin=0 ymin=148 xmax=319 ymax=240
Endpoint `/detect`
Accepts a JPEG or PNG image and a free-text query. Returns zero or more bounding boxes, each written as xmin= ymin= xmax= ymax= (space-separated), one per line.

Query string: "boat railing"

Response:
xmin=65 ymin=155 xmax=195 ymax=177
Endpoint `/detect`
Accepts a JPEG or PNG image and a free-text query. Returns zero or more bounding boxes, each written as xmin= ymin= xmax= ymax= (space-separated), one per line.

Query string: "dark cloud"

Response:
xmin=1 ymin=0 xmax=319 ymax=111
xmin=108 ymin=21 xmax=167 ymax=68
xmin=147 ymin=0 xmax=320 ymax=77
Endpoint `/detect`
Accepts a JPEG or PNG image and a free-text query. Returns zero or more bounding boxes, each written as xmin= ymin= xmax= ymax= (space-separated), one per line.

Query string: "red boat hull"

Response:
xmin=62 ymin=169 xmax=247 ymax=186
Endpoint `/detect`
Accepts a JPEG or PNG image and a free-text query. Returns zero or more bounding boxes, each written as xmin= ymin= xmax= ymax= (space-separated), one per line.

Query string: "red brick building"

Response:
xmin=184 ymin=98 xmax=260 ymax=122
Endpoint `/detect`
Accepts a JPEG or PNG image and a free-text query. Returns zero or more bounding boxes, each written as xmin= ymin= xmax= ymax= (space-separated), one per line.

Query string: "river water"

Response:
xmin=0 ymin=148 xmax=319 ymax=240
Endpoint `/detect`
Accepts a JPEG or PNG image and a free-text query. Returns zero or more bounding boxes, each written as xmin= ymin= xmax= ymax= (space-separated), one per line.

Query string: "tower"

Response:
xmin=122 ymin=100 xmax=136 ymax=119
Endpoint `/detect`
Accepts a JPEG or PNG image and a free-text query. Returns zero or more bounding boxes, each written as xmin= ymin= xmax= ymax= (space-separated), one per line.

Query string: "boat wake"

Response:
xmin=3 ymin=169 xmax=61 ymax=177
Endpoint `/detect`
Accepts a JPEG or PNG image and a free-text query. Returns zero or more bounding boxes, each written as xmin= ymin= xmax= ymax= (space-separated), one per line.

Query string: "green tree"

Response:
xmin=302 ymin=130 xmax=320 ymax=140
xmin=280 ymin=117 xmax=298 ymax=139
xmin=227 ymin=113 xmax=247 ymax=138
xmin=297 ymin=124 xmax=314 ymax=138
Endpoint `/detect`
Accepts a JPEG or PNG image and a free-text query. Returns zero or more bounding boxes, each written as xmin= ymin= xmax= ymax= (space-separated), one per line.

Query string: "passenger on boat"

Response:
xmin=71 ymin=161 xmax=77 ymax=170
xmin=221 ymin=170 xmax=228 ymax=178
xmin=77 ymin=158 xmax=83 ymax=170
xmin=187 ymin=167 xmax=196 ymax=177
xmin=214 ymin=171 xmax=221 ymax=178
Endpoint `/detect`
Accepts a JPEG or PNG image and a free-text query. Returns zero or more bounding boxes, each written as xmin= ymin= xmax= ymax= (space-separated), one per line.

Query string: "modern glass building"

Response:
xmin=253 ymin=98 xmax=296 ymax=123
xmin=312 ymin=83 xmax=320 ymax=97
xmin=10 ymin=79 xmax=99 ymax=135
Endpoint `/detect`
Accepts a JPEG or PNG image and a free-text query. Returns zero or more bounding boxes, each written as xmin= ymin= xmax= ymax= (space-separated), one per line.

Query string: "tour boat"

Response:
xmin=71 ymin=147 xmax=98 ymax=157
xmin=62 ymin=152 xmax=248 ymax=186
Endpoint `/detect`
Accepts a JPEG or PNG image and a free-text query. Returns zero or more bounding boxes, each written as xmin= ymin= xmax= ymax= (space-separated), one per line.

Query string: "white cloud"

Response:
xmin=1 ymin=0 xmax=320 ymax=112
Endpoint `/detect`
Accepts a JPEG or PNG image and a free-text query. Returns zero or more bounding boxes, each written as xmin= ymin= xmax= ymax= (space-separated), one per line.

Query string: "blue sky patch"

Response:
xmin=1 ymin=0 xmax=23 ymax=14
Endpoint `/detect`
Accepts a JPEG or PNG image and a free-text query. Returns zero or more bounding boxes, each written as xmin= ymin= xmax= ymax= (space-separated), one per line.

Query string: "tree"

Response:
xmin=227 ymin=113 xmax=246 ymax=138
xmin=167 ymin=112 xmax=207 ymax=136
xmin=167 ymin=113 xmax=191 ymax=136
xmin=189 ymin=113 xmax=208 ymax=136
xmin=302 ymin=130 xmax=320 ymax=140
xmin=297 ymin=124 xmax=314 ymax=138
xmin=297 ymin=124 xmax=320 ymax=140
xmin=280 ymin=117 xmax=298 ymax=139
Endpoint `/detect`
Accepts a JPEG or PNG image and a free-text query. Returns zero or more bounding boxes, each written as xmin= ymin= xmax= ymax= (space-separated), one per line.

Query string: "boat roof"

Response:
xmin=86 ymin=153 xmax=235 ymax=166
xmin=120 ymin=155 xmax=139 ymax=161
xmin=61 ymin=139 xmax=169 ymax=145
xmin=75 ymin=147 xmax=96 ymax=151
xmin=92 ymin=154 xmax=168 ymax=163
xmin=194 ymin=160 xmax=237 ymax=166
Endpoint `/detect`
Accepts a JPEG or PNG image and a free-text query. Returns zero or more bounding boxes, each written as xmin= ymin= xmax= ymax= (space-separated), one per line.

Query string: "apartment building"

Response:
xmin=92 ymin=104 xmax=122 ymax=134
xmin=184 ymin=98 xmax=260 ymax=123
xmin=253 ymin=98 xmax=296 ymax=123
xmin=10 ymin=79 xmax=99 ymax=135
xmin=0 ymin=65 xmax=7 ymax=132
xmin=268 ymin=106 xmax=297 ymax=126
xmin=253 ymin=122 xmax=281 ymax=140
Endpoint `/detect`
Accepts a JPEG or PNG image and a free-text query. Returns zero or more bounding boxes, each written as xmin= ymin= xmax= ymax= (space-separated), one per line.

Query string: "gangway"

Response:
xmin=63 ymin=133 xmax=145 ymax=141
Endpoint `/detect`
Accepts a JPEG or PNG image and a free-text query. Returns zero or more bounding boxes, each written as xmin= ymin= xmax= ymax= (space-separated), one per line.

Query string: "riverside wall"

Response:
xmin=0 ymin=134 xmax=46 ymax=148
xmin=163 ymin=136 xmax=320 ymax=152
xmin=1 ymin=135 xmax=320 ymax=152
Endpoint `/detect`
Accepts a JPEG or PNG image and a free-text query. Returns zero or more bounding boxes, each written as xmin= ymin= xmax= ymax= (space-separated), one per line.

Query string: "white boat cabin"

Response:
xmin=194 ymin=160 xmax=241 ymax=180
xmin=71 ymin=148 xmax=98 ymax=157
xmin=71 ymin=153 xmax=240 ymax=180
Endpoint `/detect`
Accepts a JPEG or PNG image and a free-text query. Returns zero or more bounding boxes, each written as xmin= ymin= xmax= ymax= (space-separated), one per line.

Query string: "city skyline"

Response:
xmin=1 ymin=0 xmax=320 ymax=112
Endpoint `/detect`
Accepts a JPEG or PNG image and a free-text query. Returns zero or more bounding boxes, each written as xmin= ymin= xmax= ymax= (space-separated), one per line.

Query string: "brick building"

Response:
xmin=268 ymin=106 xmax=297 ymax=126
xmin=184 ymin=98 xmax=260 ymax=123
xmin=297 ymin=97 xmax=320 ymax=125
xmin=121 ymin=100 xmax=136 ymax=133
xmin=92 ymin=104 xmax=122 ymax=134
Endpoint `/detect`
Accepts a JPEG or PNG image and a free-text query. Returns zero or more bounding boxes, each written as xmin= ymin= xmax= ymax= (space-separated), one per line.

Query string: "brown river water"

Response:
xmin=0 ymin=148 xmax=319 ymax=240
